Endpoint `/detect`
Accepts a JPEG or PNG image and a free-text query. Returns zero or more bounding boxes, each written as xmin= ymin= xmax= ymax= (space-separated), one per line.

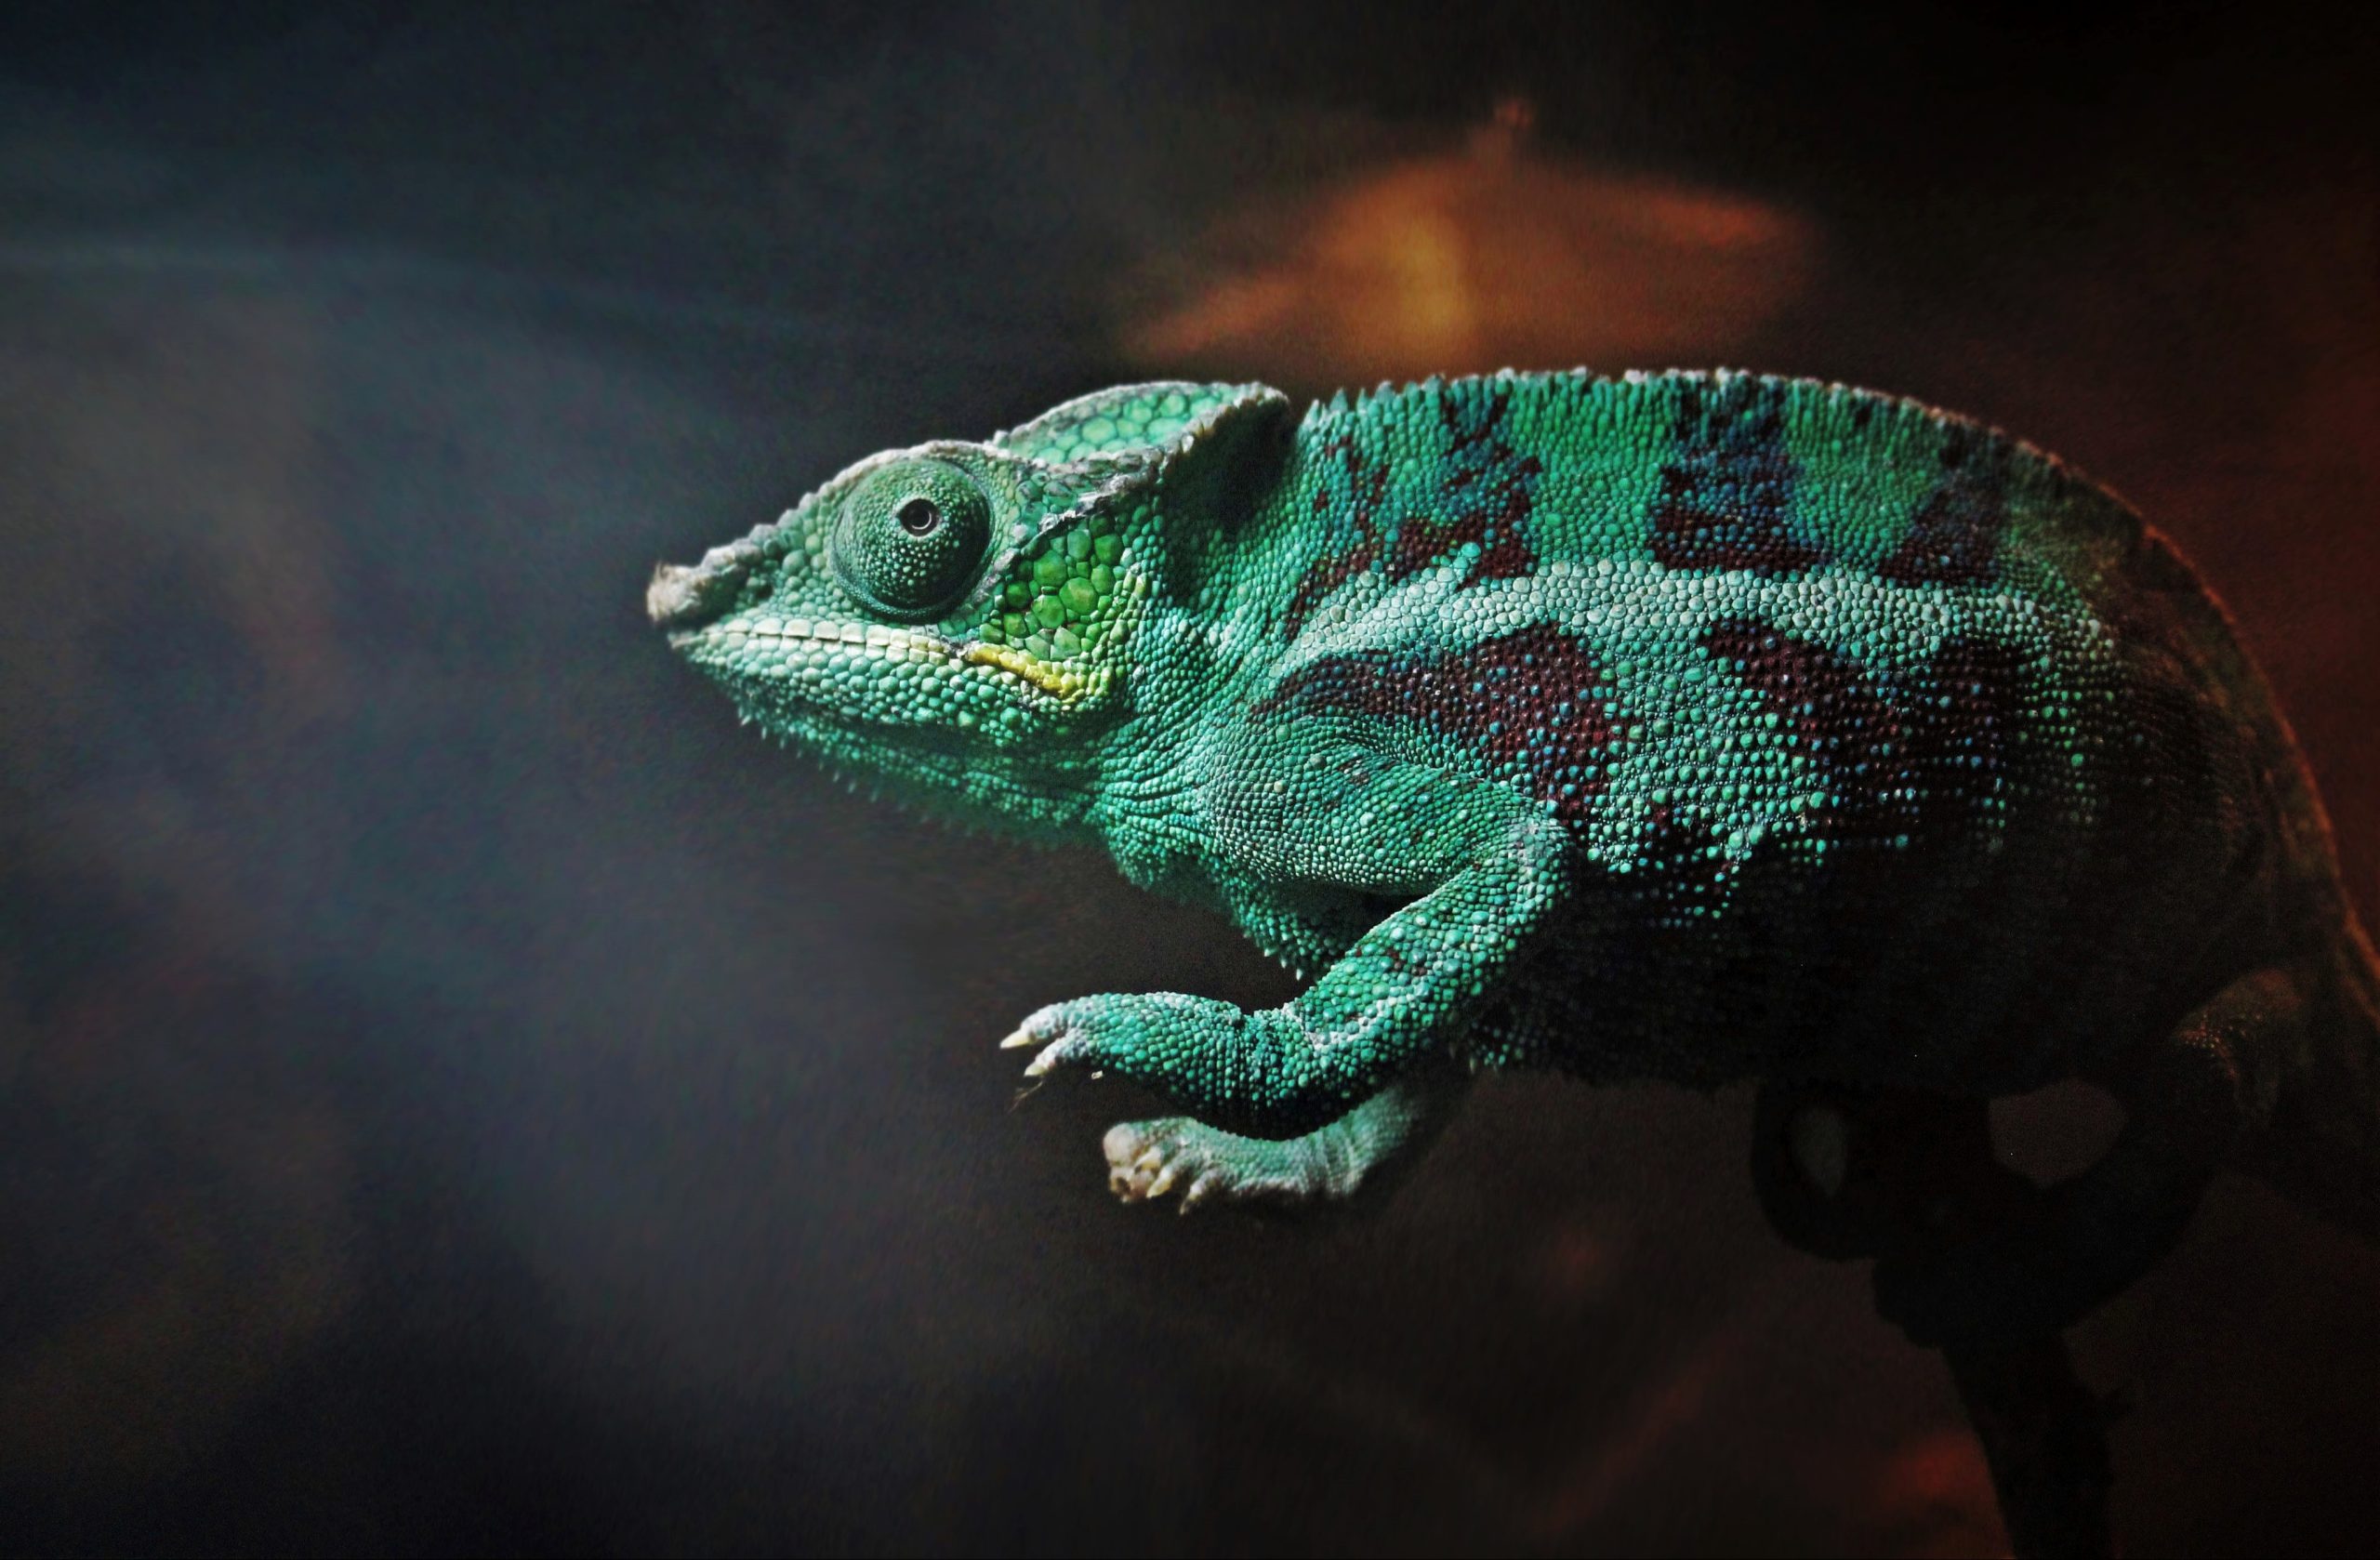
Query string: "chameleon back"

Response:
xmin=1236 ymin=373 xmax=2350 ymax=1103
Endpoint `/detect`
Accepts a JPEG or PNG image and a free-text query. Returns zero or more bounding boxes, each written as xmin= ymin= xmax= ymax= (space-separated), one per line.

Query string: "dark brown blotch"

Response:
xmin=1256 ymin=624 xmax=1618 ymax=824
xmin=1650 ymin=379 xmax=1827 ymax=576
xmin=1702 ymin=618 xmax=2027 ymax=841
xmin=1877 ymin=430 xmax=2009 ymax=587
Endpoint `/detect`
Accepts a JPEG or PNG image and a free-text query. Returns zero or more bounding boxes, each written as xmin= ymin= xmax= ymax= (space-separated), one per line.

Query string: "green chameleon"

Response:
xmin=648 ymin=371 xmax=2377 ymax=1345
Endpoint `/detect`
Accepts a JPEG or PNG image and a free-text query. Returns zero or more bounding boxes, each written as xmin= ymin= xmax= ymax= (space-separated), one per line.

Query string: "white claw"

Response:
xmin=998 ymin=1028 xmax=1038 ymax=1051
xmin=1179 ymin=1172 xmax=1221 ymax=1213
xmin=1145 ymin=1165 xmax=1178 ymax=1197
xmin=1022 ymin=1045 xmax=1061 ymax=1078
xmin=1132 ymin=1147 xmax=1164 ymax=1174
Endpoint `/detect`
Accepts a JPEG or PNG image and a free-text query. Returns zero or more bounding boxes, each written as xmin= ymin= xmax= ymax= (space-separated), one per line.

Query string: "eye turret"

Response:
xmin=831 ymin=460 xmax=993 ymax=619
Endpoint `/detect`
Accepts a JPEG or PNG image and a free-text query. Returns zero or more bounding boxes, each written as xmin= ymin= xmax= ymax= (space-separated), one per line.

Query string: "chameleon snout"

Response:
xmin=646 ymin=540 xmax=760 ymax=632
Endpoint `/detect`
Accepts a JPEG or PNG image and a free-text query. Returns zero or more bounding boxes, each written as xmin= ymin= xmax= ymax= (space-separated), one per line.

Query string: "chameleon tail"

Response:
xmin=2141 ymin=522 xmax=2380 ymax=1244
xmin=2234 ymin=906 xmax=2380 ymax=1244
xmin=2227 ymin=674 xmax=2380 ymax=1244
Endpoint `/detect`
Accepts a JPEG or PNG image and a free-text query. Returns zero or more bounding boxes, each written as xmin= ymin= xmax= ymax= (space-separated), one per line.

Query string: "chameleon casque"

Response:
xmin=648 ymin=370 xmax=2378 ymax=1351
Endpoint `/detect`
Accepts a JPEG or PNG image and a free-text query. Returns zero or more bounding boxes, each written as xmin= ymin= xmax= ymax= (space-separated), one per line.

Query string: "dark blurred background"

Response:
xmin=3 ymin=4 xmax=2375 ymax=1553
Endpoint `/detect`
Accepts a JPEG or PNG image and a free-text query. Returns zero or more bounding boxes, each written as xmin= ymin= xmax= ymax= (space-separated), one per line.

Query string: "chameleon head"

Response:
xmin=647 ymin=381 xmax=1289 ymax=811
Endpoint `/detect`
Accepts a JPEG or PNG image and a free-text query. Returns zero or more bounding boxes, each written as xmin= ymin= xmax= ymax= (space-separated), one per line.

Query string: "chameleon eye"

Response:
xmin=832 ymin=461 xmax=992 ymax=620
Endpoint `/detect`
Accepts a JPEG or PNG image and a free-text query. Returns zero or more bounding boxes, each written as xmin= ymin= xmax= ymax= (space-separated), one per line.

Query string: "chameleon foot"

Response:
xmin=1103 ymin=1117 xmax=1314 ymax=1211
xmin=1097 ymin=1065 xmax=1470 ymax=1214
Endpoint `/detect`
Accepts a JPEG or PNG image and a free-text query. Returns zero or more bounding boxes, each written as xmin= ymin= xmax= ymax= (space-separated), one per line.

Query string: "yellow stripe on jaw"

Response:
xmin=736 ymin=611 xmax=1125 ymax=701
xmin=734 ymin=614 xmax=1101 ymax=700
xmin=961 ymin=643 xmax=1095 ymax=701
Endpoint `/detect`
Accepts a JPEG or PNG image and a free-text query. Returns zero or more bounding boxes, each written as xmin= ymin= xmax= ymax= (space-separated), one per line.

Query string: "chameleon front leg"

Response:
xmin=1008 ymin=752 xmax=1567 ymax=1141
xmin=1103 ymin=1060 xmax=1469 ymax=1212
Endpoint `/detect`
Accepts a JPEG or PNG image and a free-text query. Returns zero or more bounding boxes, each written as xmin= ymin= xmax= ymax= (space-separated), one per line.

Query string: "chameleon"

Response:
xmin=647 ymin=370 xmax=2378 ymax=1346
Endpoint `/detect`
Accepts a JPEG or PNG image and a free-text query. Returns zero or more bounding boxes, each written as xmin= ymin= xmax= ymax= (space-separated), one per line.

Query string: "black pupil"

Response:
xmin=896 ymin=497 xmax=942 ymax=535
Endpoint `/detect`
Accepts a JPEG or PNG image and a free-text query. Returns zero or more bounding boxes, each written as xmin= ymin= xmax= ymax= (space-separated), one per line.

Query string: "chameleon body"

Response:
xmin=649 ymin=371 xmax=2378 ymax=1342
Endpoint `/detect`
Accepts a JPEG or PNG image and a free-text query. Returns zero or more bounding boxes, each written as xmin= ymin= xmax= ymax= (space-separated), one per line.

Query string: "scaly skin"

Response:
xmin=650 ymin=371 xmax=2378 ymax=1338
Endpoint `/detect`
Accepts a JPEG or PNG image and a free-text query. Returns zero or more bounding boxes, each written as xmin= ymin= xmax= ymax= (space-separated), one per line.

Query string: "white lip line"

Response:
xmin=691 ymin=612 xmax=1113 ymax=702
xmin=719 ymin=615 xmax=957 ymax=657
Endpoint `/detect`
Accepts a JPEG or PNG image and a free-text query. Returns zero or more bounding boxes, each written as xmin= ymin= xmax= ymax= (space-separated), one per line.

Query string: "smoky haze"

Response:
xmin=3 ymin=5 xmax=2375 ymax=1554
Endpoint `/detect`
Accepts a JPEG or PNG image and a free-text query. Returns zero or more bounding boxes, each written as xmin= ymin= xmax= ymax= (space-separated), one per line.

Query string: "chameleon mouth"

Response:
xmin=685 ymin=614 xmax=959 ymax=661
xmin=676 ymin=612 xmax=1107 ymax=703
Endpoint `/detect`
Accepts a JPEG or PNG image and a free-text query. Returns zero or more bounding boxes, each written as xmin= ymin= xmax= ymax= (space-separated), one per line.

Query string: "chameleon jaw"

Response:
xmin=682 ymin=612 xmax=1111 ymax=707
xmin=960 ymin=643 xmax=1106 ymax=703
